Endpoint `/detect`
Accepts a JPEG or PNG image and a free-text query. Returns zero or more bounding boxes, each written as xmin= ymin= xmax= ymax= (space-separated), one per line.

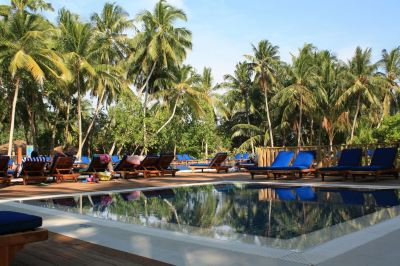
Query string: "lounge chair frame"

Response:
xmin=135 ymin=156 xmax=161 ymax=178
xmin=349 ymin=168 xmax=399 ymax=181
xmin=112 ymin=156 xmax=139 ymax=179
xmin=190 ymin=153 xmax=230 ymax=173
xmin=48 ymin=157 xmax=80 ymax=183
xmin=0 ymin=228 xmax=48 ymax=265
xmin=157 ymin=154 xmax=179 ymax=177
xmin=20 ymin=161 xmax=47 ymax=185
xmin=0 ymin=156 xmax=12 ymax=186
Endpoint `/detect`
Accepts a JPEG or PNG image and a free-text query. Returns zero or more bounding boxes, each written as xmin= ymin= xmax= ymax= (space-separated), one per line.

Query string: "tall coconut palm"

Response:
xmin=245 ymin=40 xmax=279 ymax=147
xmin=315 ymin=50 xmax=349 ymax=148
xmin=80 ymin=3 xmax=132 ymax=149
xmin=57 ymin=8 xmax=97 ymax=158
xmin=130 ymin=0 xmax=192 ymax=152
xmin=337 ymin=47 xmax=381 ymax=143
xmin=377 ymin=47 xmax=400 ymax=118
xmin=273 ymin=44 xmax=317 ymax=146
xmin=0 ymin=9 xmax=69 ymax=155
xmin=223 ymin=62 xmax=255 ymax=153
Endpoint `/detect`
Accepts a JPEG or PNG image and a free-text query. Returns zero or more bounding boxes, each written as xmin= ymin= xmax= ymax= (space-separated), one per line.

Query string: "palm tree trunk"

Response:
xmin=50 ymin=109 xmax=60 ymax=155
xmin=245 ymin=93 xmax=255 ymax=154
xmin=142 ymin=60 xmax=158 ymax=154
xmin=264 ymin=85 xmax=274 ymax=147
xmin=297 ymin=96 xmax=303 ymax=147
xmin=64 ymin=99 xmax=71 ymax=147
xmin=77 ymin=74 xmax=83 ymax=159
xmin=81 ymin=90 xmax=106 ymax=147
xmin=109 ymin=141 xmax=116 ymax=155
xmin=156 ymin=96 xmax=179 ymax=134
xmin=350 ymin=94 xmax=361 ymax=144
xmin=7 ymin=78 xmax=20 ymax=156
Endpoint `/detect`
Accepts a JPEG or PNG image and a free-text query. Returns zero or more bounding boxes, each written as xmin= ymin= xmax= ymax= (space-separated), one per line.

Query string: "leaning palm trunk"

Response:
xmin=77 ymin=74 xmax=83 ymax=159
xmin=81 ymin=90 xmax=106 ymax=148
xmin=264 ymin=85 xmax=274 ymax=147
xmin=297 ymin=96 xmax=303 ymax=147
xmin=64 ymin=99 xmax=71 ymax=147
xmin=156 ymin=96 xmax=179 ymax=134
xmin=245 ymin=95 xmax=255 ymax=154
xmin=350 ymin=94 xmax=361 ymax=144
xmin=7 ymin=78 xmax=20 ymax=156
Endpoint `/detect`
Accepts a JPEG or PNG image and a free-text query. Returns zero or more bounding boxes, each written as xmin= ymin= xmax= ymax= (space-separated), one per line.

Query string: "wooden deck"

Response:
xmin=12 ymin=232 xmax=172 ymax=266
xmin=2 ymin=171 xmax=400 ymax=265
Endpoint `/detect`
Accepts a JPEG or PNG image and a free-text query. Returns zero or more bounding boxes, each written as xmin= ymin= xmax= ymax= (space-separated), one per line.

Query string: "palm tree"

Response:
xmin=315 ymin=50 xmax=349 ymax=148
xmin=337 ymin=47 xmax=381 ymax=143
xmin=57 ymin=9 xmax=97 ymax=158
xmin=223 ymin=62 xmax=255 ymax=153
xmin=131 ymin=0 xmax=192 ymax=152
xmin=378 ymin=47 xmax=400 ymax=118
xmin=155 ymin=65 xmax=209 ymax=134
xmin=0 ymin=8 xmax=69 ymax=155
xmin=245 ymin=40 xmax=279 ymax=147
xmin=80 ymin=3 xmax=132 ymax=150
xmin=273 ymin=44 xmax=317 ymax=146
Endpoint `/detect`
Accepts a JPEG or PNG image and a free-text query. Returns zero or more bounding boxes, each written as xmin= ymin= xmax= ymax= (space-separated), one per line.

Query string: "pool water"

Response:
xmin=22 ymin=183 xmax=400 ymax=250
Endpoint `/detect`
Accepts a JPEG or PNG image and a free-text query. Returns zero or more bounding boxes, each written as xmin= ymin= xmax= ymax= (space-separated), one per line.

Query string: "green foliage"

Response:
xmin=373 ymin=114 xmax=400 ymax=143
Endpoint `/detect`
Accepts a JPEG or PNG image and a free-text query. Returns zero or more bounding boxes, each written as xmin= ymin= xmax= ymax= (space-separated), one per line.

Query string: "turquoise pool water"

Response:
xmin=22 ymin=183 xmax=400 ymax=250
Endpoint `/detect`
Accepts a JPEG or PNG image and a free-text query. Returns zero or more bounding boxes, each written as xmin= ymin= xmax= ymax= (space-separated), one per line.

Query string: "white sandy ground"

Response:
xmin=2 ymin=181 xmax=400 ymax=266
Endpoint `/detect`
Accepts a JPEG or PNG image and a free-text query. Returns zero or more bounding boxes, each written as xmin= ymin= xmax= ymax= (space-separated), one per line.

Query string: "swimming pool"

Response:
xmin=20 ymin=183 xmax=400 ymax=250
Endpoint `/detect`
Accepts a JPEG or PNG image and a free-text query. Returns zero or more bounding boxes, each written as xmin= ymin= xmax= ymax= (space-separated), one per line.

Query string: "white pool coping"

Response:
xmin=3 ymin=180 xmax=400 ymax=265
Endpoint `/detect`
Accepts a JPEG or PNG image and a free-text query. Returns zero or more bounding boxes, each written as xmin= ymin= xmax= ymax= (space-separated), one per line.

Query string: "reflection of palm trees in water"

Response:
xmin=83 ymin=186 xmax=400 ymax=241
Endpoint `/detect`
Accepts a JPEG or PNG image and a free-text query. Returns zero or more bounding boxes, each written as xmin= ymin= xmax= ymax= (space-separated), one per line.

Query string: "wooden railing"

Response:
xmin=257 ymin=144 xmax=400 ymax=167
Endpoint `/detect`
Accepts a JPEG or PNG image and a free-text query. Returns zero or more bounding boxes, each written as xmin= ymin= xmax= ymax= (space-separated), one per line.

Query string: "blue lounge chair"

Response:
xmin=318 ymin=148 xmax=363 ymax=181
xmin=295 ymin=186 xmax=317 ymax=201
xmin=276 ymin=188 xmax=296 ymax=201
xmin=242 ymin=153 xmax=250 ymax=161
xmin=348 ymin=147 xmax=399 ymax=181
xmin=0 ymin=211 xmax=48 ymax=265
xmin=183 ymin=153 xmax=198 ymax=163
xmin=247 ymin=150 xmax=295 ymax=179
xmin=270 ymin=150 xmax=317 ymax=179
xmin=190 ymin=152 xmax=230 ymax=173
xmin=111 ymin=155 xmax=120 ymax=164
xmin=176 ymin=154 xmax=185 ymax=163
xmin=233 ymin=153 xmax=242 ymax=161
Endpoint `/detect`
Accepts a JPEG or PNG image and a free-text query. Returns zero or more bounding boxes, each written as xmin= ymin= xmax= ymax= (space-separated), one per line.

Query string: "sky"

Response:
xmin=2 ymin=0 xmax=400 ymax=83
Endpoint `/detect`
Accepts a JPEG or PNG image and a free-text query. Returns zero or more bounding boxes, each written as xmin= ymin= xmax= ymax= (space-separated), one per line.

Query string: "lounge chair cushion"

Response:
xmin=292 ymin=151 xmax=316 ymax=168
xmin=271 ymin=151 xmax=295 ymax=167
xmin=269 ymin=166 xmax=309 ymax=171
xmin=349 ymin=165 xmax=394 ymax=171
xmin=370 ymin=147 xmax=398 ymax=168
xmin=338 ymin=148 xmax=363 ymax=166
xmin=190 ymin=163 xmax=210 ymax=167
xmin=0 ymin=211 xmax=42 ymax=235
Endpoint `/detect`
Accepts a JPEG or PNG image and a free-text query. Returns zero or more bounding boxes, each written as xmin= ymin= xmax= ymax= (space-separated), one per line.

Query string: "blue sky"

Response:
xmin=3 ymin=0 xmax=399 ymax=82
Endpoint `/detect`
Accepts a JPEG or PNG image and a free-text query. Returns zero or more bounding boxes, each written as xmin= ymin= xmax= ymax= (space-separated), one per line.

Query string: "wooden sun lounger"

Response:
xmin=113 ymin=156 xmax=139 ymax=179
xmin=0 ymin=228 xmax=48 ymax=266
xmin=135 ymin=156 xmax=161 ymax=178
xmin=156 ymin=154 xmax=179 ymax=177
xmin=47 ymin=156 xmax=80 ymax=183
xmin=0 ymin=156 xmax=12 ymax=186
xmin=79 ymin=155 xmax=110 ymax=176
xmin=20 ymin=161 xmax=47 ymax=185
xmin=348 ymin=168 xmax=400 ymax=181
xmin=271 ymin=167 xmax=316 ymax=179
xmin=190 ymin=152 xmax=230 ymax=173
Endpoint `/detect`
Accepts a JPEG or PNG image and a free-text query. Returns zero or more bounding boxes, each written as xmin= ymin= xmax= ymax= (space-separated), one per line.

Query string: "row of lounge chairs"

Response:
xmin=248 ymin=147 xmax=399 ymax=181
xmin=0 ymin=153 xmax=179 ymax=185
